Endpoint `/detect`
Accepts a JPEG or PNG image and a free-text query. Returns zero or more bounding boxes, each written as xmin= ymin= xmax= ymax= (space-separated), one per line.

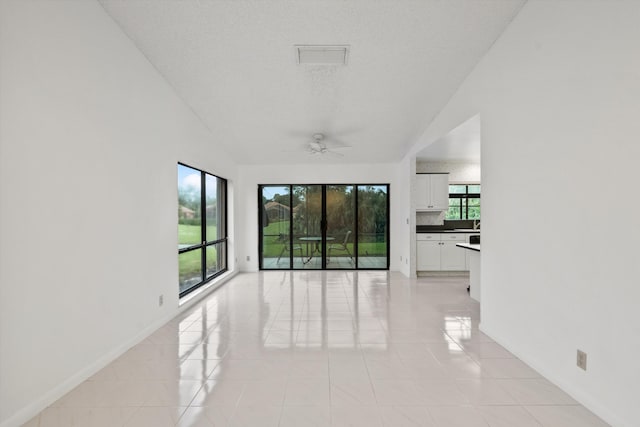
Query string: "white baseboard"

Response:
xmin=1 ymin=270 xmax=239 ymax=427
xmin=479 ymin=323 xmax=624 ymax=427
xmin=417 ymin=271 xmax=470 ymax=277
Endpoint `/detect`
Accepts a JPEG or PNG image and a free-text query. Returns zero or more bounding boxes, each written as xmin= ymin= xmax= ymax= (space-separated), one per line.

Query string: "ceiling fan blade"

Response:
xmin=324 ymin=150 xmax=344 ymax=158
xmin=323 ymin=136 xmax=351 ymax=147
xmin=282 ymin=131 xmax=355 ymax=157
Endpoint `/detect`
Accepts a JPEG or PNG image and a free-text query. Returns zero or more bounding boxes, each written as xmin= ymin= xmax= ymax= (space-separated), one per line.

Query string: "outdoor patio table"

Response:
xmin=298 ymin=236 xmax=335 ymax=264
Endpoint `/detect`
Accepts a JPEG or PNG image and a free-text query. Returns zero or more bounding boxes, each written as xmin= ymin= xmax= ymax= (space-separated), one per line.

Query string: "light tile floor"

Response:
xmin=24 ymin=272 xmax=609 ymax=426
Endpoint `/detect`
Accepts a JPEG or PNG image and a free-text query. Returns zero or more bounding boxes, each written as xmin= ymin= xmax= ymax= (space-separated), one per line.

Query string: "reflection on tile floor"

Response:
xmin=261 ymin=256 xmax=387 ymax=269
xmin=23 ymin=272 xmax=609 ymax=426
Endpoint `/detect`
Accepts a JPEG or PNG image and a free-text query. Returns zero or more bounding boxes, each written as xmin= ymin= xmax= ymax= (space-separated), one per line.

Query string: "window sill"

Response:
xmin=178 ymin=270 xmax=237 ymax=308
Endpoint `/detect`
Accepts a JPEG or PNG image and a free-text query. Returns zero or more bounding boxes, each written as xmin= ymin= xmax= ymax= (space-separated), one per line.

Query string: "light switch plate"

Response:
xmin=577 ymin=349 xmax=587 ymax=370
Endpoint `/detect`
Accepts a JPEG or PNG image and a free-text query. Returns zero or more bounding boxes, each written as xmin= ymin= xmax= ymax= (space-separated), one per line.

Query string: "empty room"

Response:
xmin=1 ymin=1 xmax=639 ymax=426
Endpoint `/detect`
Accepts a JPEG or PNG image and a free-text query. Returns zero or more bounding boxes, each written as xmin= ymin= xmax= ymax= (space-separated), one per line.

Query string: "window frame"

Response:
xmin=177 ymin=162 xmax=228 ymax=298
xmin=446 ymin=184 xmax=480 ymax=220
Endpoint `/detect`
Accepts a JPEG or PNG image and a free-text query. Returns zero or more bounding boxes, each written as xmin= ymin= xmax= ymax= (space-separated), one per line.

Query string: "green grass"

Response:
xmin=178 ymin=224 xmax=220 ymax=283
xmin=179 ymin=246 xmax=221 ymax=288
xmin=356 ymin=242 xmax=387 ymax=257
xmin=179 ymin=223 xmax=218 ymax=245
xmin=179 ymin=221 xmax=386 ymax=283
xmin=179 ymin=250 xmax=201 ymax=283
xmin=261 ymin=220 xmax=291 ymax=257
xmin=262 ymin=220 xmax=291 ymax=237
xmin=262 ymin=240 xmax=387 ymax=259
xmin=261 ymin=221 xmax=387 ymax=258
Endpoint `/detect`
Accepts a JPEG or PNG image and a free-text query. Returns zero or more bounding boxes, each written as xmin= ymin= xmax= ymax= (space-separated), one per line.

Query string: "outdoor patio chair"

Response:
xmin=276 ymin=233 xmax=303 ymax=263
xmin=327 ymin=230 xmax=353 ymax=263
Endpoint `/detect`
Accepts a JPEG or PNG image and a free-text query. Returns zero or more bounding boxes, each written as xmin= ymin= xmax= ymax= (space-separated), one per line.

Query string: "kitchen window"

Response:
xmin=446 ymin=184 xmax=480 ymax=220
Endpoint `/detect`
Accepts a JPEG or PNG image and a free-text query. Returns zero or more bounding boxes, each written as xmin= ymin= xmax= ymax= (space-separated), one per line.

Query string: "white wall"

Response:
xmin=0 ymin=1 xmax=238 ymax=425
xmin=407 ymin=1 xmax=640 ymax=426
xmin=402 ymin=155 xmax=416 ymax=277
xmin=236 ymin=163 xmax=406 ymax=272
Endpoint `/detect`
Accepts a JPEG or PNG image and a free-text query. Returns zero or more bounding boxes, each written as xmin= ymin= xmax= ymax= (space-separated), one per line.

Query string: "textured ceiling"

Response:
xmin=99 ymin=0 xmax=525 ymax=165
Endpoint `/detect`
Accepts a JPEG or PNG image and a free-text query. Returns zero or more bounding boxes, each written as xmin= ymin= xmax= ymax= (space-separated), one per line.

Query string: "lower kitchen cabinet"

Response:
xmin=416 ymin=240 xmax=441 ymax=270
xmin=417 ymin=233 xmax=467 ymax=271
xmin=440 ymin=240 xmax=466 ymax=270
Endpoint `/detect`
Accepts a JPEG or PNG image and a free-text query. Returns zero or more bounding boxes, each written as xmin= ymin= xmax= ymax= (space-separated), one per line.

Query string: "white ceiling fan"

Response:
xmin=306 ymin=133 xmax=352 ymax=157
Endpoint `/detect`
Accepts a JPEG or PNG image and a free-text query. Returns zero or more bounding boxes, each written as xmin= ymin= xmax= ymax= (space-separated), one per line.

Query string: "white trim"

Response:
xmin=178 ymin=270 xmax=237 ymax=307
xmin=479 ymin=323 xmax=624 ymax=427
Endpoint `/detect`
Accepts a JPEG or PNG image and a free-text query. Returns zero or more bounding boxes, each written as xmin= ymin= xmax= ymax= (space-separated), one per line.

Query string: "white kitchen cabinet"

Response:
xmin=417 ymin=234 xmax=441 ymax=270
xmin=417 ymin=233 xmax=468 ymax=271
xmin=439 ymin=233 xmax=467 ymax=270
xmin=415 ymin=175 xmax=428 ymax=208
xmin=430 ymin=174 xmax=450 ymax=210
xmin=415 ymin=173 xmax=449 ymax=211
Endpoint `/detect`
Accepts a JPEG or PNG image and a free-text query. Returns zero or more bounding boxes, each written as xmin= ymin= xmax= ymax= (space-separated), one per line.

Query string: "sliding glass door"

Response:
xmin=260 ymin=186 xmax=292 ymax=268
xmin=259 ymin=184 xmax=388 ymax=270
xmin=326 ymin=185 xmax=356 ymax=269
xmin=292 ymin=185 xmax=323 ymax=268
xmin=357 ymin=185 xmax=388 ymax=269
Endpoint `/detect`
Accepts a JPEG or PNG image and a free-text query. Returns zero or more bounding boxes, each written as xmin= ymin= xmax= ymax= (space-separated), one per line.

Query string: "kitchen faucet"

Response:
xmin=473 ymin=220 xmax=480 ymax=230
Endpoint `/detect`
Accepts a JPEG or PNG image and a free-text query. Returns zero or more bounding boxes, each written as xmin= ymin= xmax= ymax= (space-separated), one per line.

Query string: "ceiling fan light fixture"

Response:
xmin=295 ymin=45 xmax=349 ymax=65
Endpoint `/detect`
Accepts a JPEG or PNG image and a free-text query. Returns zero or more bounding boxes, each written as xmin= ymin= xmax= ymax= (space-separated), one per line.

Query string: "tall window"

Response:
xmin=177 ymin=163 xmax=227 ymax=297
xmin=446 ymin=184 xmax=480 ymax=220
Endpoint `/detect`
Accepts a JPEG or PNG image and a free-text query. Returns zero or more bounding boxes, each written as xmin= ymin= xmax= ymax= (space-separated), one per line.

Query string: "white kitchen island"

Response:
xmin=456 ymin=243 xmax=480 ymax=302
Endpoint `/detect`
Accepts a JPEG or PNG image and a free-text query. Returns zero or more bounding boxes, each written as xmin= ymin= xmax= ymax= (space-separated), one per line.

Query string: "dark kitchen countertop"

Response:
xmin=416 ymin=227 xmax=480 ymax=233
xmin=456 ymin=243 xmax=481 ymax=252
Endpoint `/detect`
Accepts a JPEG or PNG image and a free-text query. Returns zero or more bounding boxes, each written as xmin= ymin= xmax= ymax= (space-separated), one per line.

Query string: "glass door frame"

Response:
xmin=258 ymin=183 xmax=390 ymax=270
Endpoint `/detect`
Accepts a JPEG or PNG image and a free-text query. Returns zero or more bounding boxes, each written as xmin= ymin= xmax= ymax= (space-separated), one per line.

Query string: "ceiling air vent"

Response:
xmin=295 ymin=45 xmax=349 ymax=65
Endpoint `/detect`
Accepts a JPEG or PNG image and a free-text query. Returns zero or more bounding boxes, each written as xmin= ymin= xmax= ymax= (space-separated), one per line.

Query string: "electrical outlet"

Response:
xmin=158 ymin=294 xmax=164 ymax=307
xmin=400 ymin=255 xmax=403 ymax=261
xmin=246 ymin=255 xmax=250 ymax=261
xmin=577 ymin=349 xmax=587 ymax=370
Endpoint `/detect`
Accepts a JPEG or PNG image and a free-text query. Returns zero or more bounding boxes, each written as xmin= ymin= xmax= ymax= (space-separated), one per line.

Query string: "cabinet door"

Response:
xmin=440 ymin=241 xmax=466 ymax=271
xmin=429 ymin=174 xmax=449 ymax=210
xmin=417 ymin=241 xmax=441 ymax=270
xmin=415 ymin=175 xmax=429 ymax=210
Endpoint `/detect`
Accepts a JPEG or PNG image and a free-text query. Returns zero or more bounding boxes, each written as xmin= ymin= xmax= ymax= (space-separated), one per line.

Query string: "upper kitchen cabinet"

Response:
xmin=416 ymin=173 xmax=449 ymax=211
